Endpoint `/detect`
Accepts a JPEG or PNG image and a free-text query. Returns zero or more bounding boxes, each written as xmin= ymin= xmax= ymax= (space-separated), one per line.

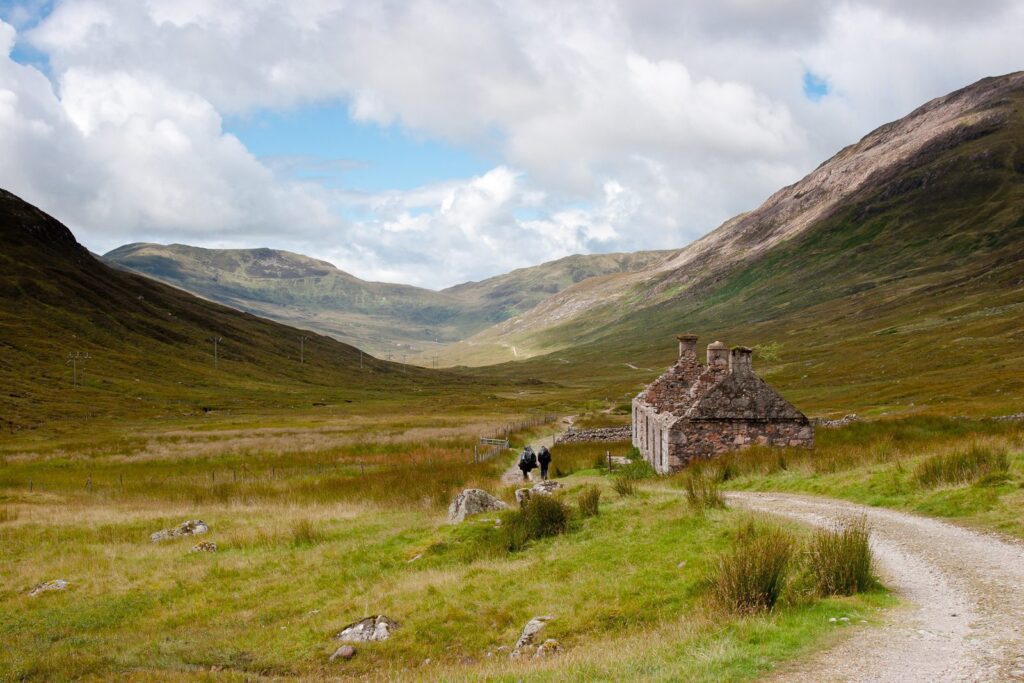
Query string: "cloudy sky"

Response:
xmin=0 ymin=1 xmax=1021 ymax=288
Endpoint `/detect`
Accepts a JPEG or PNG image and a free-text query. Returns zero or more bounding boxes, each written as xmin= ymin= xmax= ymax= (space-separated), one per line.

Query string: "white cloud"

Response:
xmin=0 ymin=2 xmax=1022 ymax=288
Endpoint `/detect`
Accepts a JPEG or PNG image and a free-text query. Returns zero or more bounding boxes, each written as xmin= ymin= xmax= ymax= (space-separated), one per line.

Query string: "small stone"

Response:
xmin=839 ymin=617 xmax=850 ymax=623
xmin=534 ymin=638 xmax=560 ymax=659
xmin=511 ymin=615 xmax=554 ymax=659
xmin=422 ymin=658 xmax=431 ymax=666
xmin=407 ymin=553 xmax=422 ymax=563
xmin=336 ymin=615 xmax=399 ymax=642
xmin=829 ymin=617 xmax=837 ymax=623
xmin=150 ymin=519 xmax=208 ymax=543
xmin=330 ymin=645 xmax=356 ymax=661
xmin=28 ymin=579 xmax=68 ymax=597
xmin=189 ymin=541 xmax=217 ymax=553
xmin=677 ymin=560 xmax=687 ymax=569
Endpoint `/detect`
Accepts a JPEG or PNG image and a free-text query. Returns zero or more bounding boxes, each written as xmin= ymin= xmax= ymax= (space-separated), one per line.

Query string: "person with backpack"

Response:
xmin=538 ymin=446 xmax=552 ymax=480
xmin=518 ymin=446 xmax=537 ymax=481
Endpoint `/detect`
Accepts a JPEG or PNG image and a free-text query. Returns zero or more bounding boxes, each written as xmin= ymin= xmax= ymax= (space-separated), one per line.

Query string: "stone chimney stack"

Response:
xmin=676 ymin=334 xmax=698 ymax=362
xmin=730 ymin=346 xmax=753 ymax=376
xmin=707 ymin=341 xmax=729 ymax=367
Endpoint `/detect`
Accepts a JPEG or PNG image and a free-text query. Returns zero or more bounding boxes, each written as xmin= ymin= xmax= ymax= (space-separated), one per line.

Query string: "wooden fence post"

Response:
xmin=607 ymin=450 xmax=611 ymax=471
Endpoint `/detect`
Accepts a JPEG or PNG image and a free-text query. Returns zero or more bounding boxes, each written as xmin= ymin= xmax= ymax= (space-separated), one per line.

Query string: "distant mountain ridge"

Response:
xmin=104 ymin=242 xmax=671 ymax=357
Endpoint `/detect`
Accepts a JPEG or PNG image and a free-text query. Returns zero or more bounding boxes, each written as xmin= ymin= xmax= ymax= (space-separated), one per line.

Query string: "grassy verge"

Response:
xmin=691 ymin=416 xmax=1024 ymax=538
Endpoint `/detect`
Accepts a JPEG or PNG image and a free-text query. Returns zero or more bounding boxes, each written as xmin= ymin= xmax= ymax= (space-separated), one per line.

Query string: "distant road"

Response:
xmin=729 ymin=492 xmax=1024 ymax=682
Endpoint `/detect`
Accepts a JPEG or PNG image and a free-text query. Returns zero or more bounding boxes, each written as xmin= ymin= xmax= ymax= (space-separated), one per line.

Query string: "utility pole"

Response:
xmin=359 ymin=350 xmax=363 ymax=369
xmin=300 ymin=335 xmax=309 ymax=364
xmin=66 ymin=351 xmax=91 ymax=388
xmin=209 ymin=337 xmax=222 ymax=368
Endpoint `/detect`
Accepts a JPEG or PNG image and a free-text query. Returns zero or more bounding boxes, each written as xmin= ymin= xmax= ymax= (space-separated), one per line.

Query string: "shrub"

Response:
xmin=915 ymin=445 xmax=1010 ymax=487
xmin=290 ymin=518 xmax=326 ymax=547
xmin=619 ymin=459 xmax=655 ymax=480
xmin=712 ymin=522 xmax=794 ymax=613
xmin=684 ymin=472 xmax=725 ymax=512
xmin=806 ymin=516 xmax=875 ymax=596
xmin=611 ymin=477 xmax=637 ymax=497
xmin=578 ymin=486 xmax=601 ymax=517
xmin=503 ymin=495 xmax=569 ymax=551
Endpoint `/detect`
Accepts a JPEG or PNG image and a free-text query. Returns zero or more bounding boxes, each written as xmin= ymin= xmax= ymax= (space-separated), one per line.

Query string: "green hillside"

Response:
xmin=461 ymin=73 xmax=1024 ymax=418
xmin=0 ymin=189 xmax=483 ymax=437
xmin=104 ymin=243 xmax=670 ymax=358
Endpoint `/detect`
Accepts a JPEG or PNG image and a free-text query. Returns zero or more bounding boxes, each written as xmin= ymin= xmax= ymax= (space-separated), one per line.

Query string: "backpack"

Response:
xmin=519 ymin=450 xmax=532 ymax=468
xmin=538 ymin=447 xmax=551 ymax=464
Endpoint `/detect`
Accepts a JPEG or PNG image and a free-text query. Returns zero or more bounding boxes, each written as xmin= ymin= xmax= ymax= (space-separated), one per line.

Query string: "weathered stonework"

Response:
xmin=555 ymin=426 xmax=632 ymax=443
xmin=632 ymin=335 xmax=813 ymax=473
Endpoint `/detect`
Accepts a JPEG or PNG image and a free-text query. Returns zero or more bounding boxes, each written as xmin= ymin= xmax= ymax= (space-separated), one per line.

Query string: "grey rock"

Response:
xmin=150 ymin=519 xmax=208 ymax=542
xmin=28 ymin=579 xmax=68 ymax=597
xmin=330 ymin=645 xmax=356 ymax=661
xmin=515 ymin=488 xmax=532 ymax=507
xmin=336 ymin=615 xmax=399 ymax=643
xmin=510 ymin=615 xmax=554 ymax=659
xmin=447 ymin=489 xmax=509 ymax=523
xmin=189 ymin=541 xmax=217 ymax=553
xmin=534 ymin=638 xmax=560 ymax=659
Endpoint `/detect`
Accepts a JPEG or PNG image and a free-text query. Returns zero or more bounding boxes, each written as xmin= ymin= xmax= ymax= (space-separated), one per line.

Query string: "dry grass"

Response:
xmin=577 ymin=485 xmax=601 ymax=517
xmin=712 ymin=520 xmax=795 ymax=614
xmin=612 ymin=477 xmax=637 ymax=497
xmin=684 ymin=472 xmax=726 ymax=512
xmin=805 ymin=516 xmax=875 ymax=596
xmin=915 ymin=444 xmax=1010 ymax=487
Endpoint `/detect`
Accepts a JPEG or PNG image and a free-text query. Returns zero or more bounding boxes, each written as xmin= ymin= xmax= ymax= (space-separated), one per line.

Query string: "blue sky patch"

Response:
xmin=802 ymin=70 xmax=830 ymax=102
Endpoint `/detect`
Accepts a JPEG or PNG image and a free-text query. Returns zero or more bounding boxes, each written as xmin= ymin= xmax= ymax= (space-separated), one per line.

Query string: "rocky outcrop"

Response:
xmin=336 ymin=615 xmax=398 ymax=643
xmin=556 ymin=426 xmax=632 ymax=443
xmin=28 ymin=579 xmax=68 ymax=597
xmin=510 ymin=615 xmax=555 ymax=659
xmin=150 ymin=519 xmax=208 ymax=542
xmin=515 ymin=480 xmax=564 ymax=507
xmin=814 ymin=413 xmax=861 ymax=428
xmin=447 ymin=489 xmax=509 ymax=522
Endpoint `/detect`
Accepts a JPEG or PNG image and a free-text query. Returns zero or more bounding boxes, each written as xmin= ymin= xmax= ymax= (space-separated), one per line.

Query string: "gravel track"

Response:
xmin=729 ymin=492 xmax=1024 ymax=682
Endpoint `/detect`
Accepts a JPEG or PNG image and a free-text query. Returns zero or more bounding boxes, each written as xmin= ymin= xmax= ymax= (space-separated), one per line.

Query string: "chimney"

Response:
xmin=730 ymin=346 xmax=753 ymax=376
xmin=676 ymin=334 xmax=698 ymax=361
xmin=707 ymin=341 xmax=729 ymax=367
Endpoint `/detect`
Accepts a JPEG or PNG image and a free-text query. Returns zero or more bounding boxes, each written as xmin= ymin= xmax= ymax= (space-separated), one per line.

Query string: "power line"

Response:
xmin=208 ymin=337 xmax=223 ymax=368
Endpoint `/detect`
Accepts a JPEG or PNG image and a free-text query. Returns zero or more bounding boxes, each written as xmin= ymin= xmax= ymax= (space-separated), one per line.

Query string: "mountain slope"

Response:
xmin=104 ymin=243 xmax=670 ymax=358
xmin=452 ymin=72 xmax=1024 ymax=416
xmin=0 ymin=189 xmax=457 ymax=433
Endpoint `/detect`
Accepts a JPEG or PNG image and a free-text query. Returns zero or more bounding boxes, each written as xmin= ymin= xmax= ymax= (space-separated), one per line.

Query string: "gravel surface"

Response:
xmin=729 ymin=492 xmax=1024 ymax=682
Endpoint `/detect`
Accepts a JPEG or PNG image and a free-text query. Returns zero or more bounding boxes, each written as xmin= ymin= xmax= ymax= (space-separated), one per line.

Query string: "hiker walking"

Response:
xmin=538 ymin=446 xmax=552 ymax=480
xmin=518 ymin=446 xmax=537 ymax=481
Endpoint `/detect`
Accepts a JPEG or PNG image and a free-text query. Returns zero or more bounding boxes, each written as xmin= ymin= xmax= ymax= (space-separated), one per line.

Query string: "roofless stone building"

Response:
xmin=632 ymin=335 xmax=813 ymax=474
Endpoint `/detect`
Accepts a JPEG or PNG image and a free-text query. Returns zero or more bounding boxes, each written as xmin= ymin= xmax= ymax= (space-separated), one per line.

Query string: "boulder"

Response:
xmin=510 ymin=615 xmax=554 ymax=659
xmin=150 ymin=519 xmax=208 ymax=542
xmin=447 ymin=489 xmax=509 ymax=523
xmin=336 ymin=615 xmax=399 ymax=643
xmin=515 ymin=488 xmax=532 ymax=507
xmin=28 ymin=579 xmax=68 ymax=597
xmin=189 ymin=541 xmax=217 ymax=553
xmin=531 ymin=480 xmax=563 ymax=496
xmin=329 ymin=645 xmax=356 ymax=661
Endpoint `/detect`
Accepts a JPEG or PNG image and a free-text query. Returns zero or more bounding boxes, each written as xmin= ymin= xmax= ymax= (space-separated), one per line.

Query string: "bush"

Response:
xmin=503 ymin=495 xmax=569 ymax=551
xmin=712 ymin=521 xmax=794 ymax=614
xmin=611 ymin=477 xmax=637 ymax=497
xmin=578 ymin=486 xmax=601 ymax=517
xmin=684 ymin=472 xmax=725 ymax=512
xmin=806 ymin=516 xmax=875 ymax=596
xmin=915 ymin=445 xmax=1010 ymax=487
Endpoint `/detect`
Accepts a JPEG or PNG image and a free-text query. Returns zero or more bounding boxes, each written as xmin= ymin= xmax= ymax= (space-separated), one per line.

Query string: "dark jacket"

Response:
xmin=519 ymin=450 xmax=537 ymax=470
xmin=538 ymin=447 xmax=551 ymax=464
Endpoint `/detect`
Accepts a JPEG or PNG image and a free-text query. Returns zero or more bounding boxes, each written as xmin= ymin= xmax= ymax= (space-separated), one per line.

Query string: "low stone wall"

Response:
xmin=555 ymin=426 xmax=632 ymax=444
xmin=813 ymin=413 xmax=861 ymax=428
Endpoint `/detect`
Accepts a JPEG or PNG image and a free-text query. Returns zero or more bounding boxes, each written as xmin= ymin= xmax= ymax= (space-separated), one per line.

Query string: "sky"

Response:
xmin=0 ymin=1 xmax=1021 ymax=289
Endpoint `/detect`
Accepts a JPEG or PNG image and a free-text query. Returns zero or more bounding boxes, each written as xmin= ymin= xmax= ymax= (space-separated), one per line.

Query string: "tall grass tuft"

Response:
xmin=612 ymin=477 xmax=637 ymax=497
xmin=290 ymin=518 xmax=326 ymax=547
xmin=806 ymin=516 xmax=875 ymax=596
xmin=712 ymin=521 xmax=794 ymax=614
xmin=0 ymin=507 xmax=18 ymax=523
xmin=684 ymin=472 xmax=726 ymax=512
xmin=578 ymin=485 xmax=601 ymax=518
xmin=503 ymin=495 xmax=569 ymax=551
xmin=915 ymin=444 xmax=1010 ymax=487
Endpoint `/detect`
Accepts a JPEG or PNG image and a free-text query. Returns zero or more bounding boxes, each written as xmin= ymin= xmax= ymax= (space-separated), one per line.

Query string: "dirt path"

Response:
xmin=728 ymin=492 xmax=1024 ymax=682
xmin=499 ymin=416 xmax=573 ymax=485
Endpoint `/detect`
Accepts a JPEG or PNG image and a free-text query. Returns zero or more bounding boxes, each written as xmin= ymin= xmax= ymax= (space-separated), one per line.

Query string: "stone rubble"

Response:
xmin=150 ymin=519 xmax=209 ymax=542
xmin=335 ymin=615 xmax=399 ymax=643
xmin=515 ymin=480 xmax=564 ymax=507
xmin=28 ymin=579 xmax=68 ymax=597
xmin=447 ymin=489 xmax=509 ymax=523
xmin=814 ymin=413 xmax=862 ymax=428
xmin=510 ymin=615 xmax=554 ymax=659
xmin=555 ymin=426 xmax=632 ymax=444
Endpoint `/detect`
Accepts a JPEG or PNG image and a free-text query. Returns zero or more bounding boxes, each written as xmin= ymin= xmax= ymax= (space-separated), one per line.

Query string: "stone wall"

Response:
xmin=556 ymin=425 xmax=632 ymax=444
xmin=668 ymin=420 xmax=814 ymax=468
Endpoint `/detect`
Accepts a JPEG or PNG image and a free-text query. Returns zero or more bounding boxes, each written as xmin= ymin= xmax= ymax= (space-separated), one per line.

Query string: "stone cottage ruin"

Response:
xmin=632 ymin=335 xmax=813 ymax=474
